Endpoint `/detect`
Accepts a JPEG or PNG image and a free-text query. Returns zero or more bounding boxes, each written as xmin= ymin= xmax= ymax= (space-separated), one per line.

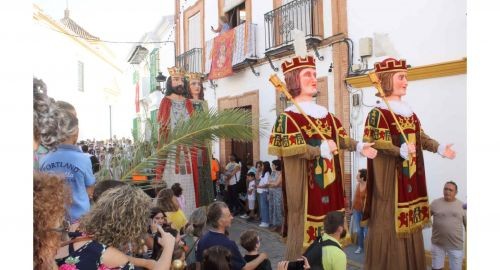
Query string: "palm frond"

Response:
xmin=121 ymin=108 xmax=263 ymax=180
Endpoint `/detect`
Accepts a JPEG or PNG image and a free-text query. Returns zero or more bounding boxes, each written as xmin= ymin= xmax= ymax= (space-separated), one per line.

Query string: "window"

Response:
xmin=132 ymin=117 xmax=140 ymax=141
xmin=149 ymin=49 xmax=159 ymax=93
xmin=188 ymin=12 xmax=201 ymax=49
xmin=226 ymin=2 xmax=246 ymax=28
xmin=77 ymin=61 xmax=84 ymax=92
xmin=133 ymin=70 xmax=139 ymax=84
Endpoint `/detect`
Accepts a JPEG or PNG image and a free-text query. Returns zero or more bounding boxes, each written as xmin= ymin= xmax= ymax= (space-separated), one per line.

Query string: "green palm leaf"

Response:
xmin=120 ymin=107 xmax=263 ymax=181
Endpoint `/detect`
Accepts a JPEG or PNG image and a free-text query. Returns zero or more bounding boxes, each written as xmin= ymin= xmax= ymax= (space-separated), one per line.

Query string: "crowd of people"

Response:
xmin=212 ymin=155 xmax=285 ymax=233
xmin=33 ymin=76 xmax=291 ymax=270
xmin=34 ymin=49 xmax=466 ymax=270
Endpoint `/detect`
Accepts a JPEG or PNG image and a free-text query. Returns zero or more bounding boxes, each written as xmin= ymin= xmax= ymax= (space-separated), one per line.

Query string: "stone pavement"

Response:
xmin=228 ymin=216 xmax=364 ymax=269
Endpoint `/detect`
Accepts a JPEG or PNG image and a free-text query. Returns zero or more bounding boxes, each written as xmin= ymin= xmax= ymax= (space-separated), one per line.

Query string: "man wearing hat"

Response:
xmin=362 ymin=58 xmax=456 ymax=270
xmin=268 ymin=52 xmax=378 ymax=260
xmin=156 ymin=66 xmax=198 ymax=217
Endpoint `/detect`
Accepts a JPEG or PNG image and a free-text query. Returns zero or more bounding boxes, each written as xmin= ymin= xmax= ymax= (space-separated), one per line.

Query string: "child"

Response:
xmin=240 ymin=230 xmax=272 ymax=270
xmin=241 ymin=172 xmax=257 ymax=220
xmin=171 ymin=183 xmax=186 ymax=212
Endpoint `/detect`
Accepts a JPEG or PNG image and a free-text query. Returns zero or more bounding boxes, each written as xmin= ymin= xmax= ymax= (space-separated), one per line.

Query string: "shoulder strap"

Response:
xmin=185 ymin=238 xmax=200 ymax=258
xmin=60 ymin=235 xmax=93 ymax=248
xmin=320 ymin=239 xmax=342 ymax=250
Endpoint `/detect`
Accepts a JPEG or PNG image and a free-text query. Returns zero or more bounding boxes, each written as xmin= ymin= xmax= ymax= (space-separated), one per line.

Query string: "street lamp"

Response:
xmin=155 ymin=72 xmax=167 ymax=94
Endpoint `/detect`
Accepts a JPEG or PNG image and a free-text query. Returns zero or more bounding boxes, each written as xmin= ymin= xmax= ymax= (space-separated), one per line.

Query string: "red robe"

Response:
xmin=269 ymin=110 xmax=357 ymax=259
xmin=156 ymin=97 xmax=200 ymax=207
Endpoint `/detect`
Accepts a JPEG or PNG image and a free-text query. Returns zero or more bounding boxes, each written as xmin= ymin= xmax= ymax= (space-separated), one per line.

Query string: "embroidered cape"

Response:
xmin=362 ymin=107 xmax=431 ymax=236
xmin=269 ymin=111 xmax=348 ymax=247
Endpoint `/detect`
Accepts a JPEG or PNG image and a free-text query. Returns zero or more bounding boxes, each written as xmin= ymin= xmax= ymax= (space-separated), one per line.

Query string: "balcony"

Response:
xmin=205 ymin=22 xmax=258 ymax=74
xmin=264 ymin=0 xmax=323 ymax=55
xmin=176 ymin=48 xmax=203 ymax=73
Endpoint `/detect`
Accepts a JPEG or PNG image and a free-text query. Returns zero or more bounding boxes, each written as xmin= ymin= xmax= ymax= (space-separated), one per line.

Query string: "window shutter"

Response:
xmin=150 ymin=49 xmax=159 ymax=93
xmin=77 ymin=61 xmax=84 ymax=92
xmin=132 ymin=117 xmax=140 ymax=141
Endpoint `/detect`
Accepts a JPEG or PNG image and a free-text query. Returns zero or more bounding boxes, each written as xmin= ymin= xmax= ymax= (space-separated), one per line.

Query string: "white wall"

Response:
xmin=322 ymin=0 xmax=332 ymax=38
xmin=347 ymin=0 xmax=466 ymax=66
xmin=33 ymin=19 xmax=130 ymax=141
xmin=346 ymin=0 xmax=466 ymax=251
xmin=250 ymin=0 xmax=274 ymax=58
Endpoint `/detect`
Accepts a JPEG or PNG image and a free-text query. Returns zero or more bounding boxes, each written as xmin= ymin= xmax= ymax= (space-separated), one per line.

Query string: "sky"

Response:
xmin=33 ymin=0 xmax=175 ymax=62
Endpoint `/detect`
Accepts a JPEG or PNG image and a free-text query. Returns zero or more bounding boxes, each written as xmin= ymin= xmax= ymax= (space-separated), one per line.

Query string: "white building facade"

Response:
xmin=175 ymin=0 xmax=466 ymax=263
xmin=126 ymin=16 xmax=175 ymax=143
xmin=33 ymin=4 xmax=131 ymax=141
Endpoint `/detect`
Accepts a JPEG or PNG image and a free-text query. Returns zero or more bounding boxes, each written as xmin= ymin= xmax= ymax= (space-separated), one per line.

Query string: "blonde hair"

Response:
xmin=33 ymin=172 xmax=71 ymax=270
xmin=79 ymin=185 xmax=151 ymax=248
xmin=157 ymin=188 xmax=179 ymax=212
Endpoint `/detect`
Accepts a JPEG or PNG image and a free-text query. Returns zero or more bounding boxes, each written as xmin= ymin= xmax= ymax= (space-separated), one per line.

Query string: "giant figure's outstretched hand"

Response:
xmin=361 ymin=142 xmax=378 ymax=159
xmin=442 ymin=144 xmax=456 ymax=159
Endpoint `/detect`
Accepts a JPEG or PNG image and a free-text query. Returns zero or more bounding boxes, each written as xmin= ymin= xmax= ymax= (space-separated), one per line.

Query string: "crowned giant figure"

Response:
xmin=268 ymin=30 xmax=378 ymax=260
xmin=156 ymin=66 xmax=198 ymax=217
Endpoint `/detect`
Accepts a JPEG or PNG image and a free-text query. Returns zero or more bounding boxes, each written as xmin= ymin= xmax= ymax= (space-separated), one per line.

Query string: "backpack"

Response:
xmin=303 ymin=236 xmax=342 ymax=270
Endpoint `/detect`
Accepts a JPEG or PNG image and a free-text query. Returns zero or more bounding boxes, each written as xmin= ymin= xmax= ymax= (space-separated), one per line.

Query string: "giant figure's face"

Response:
xmin=390 ymin=71 xmax=408 ymax=98
xmin=298 ymin=67 xmax=318 ymax=98
xmin=189 ymin=79 xmax=201 ymax=97
xmin=171 ymin=75 xmax=185 ymax=95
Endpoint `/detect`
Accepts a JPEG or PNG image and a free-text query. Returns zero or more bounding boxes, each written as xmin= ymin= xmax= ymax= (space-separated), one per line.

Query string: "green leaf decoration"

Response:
xmin=96 ymin=107 xmax=266 ymax=192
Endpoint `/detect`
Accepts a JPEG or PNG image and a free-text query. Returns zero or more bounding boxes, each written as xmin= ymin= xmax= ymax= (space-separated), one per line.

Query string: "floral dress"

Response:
xmin=56 ymin=240 xmax=134 ymax=270
xmin=268 ymin=171 xmax=284 ymax=226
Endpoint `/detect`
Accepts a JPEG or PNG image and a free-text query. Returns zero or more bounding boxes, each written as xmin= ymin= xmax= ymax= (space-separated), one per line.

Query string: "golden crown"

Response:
xmin=302 ymin=119 xmax=332 ymax=138
xmin=186 ymin=72 xmax=204 ymax=81
xmin=398 ymin=116 xmax=416 ymax=130
xmin=167 ymin=66 xmax=185 ymax=77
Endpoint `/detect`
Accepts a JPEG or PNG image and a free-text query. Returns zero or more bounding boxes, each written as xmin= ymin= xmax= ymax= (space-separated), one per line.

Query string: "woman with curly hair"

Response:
xmin=55 ymin=185 xmax=177 ymax=270
xmin=34 ymin=172 xmax=71 ymax=270
xmin=156 ymin=188 xmax=188 ymax=232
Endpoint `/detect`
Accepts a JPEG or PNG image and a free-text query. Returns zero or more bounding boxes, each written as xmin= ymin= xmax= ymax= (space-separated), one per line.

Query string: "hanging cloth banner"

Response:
xmin=208 ymin=28 xmax=235 ymax=80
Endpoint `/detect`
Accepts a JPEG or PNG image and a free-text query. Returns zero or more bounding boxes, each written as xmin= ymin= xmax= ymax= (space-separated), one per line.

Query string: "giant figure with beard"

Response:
xmin=156 ymin=67 xmax=198 ymax=217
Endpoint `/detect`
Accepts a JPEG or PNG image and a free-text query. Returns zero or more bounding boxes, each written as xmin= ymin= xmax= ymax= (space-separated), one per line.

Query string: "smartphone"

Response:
xmin=152 ymin=226 xmax=179 ymax=260
xmin=287 ymin=260 xmax=305 ymax=270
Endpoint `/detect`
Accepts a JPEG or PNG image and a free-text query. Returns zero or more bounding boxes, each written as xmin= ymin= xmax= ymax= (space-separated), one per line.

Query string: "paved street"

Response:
xmin=228 ymin=217 xmax=364 ymax=269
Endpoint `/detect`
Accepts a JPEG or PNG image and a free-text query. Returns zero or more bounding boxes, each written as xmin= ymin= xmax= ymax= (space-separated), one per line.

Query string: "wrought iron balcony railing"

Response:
xmin=264 ymin=0 xmax=323 ymax=53
xmin=205 ymin=22 xmax=258 ymax=73
xmin=176 ymin=48 xmax=203 ymax=73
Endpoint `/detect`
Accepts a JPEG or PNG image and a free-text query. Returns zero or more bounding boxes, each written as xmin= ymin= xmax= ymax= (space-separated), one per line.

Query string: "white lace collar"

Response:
xmin=376 ymin=100 xmax=414 ymax=117
xmin=285 ymin=101 xmax=328 ymax=118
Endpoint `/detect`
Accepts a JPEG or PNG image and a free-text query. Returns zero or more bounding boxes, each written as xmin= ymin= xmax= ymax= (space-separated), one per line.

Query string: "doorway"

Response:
xmin=218 ymin=90 xmax=260 ymax=174
xmin=230 ymin=105 xmax=253 ymax=165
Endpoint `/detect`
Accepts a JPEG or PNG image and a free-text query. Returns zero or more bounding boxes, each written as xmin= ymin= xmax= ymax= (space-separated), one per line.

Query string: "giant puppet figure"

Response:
xmin=362 ymin=58 xmax=456 ymax=270
xmin=268 ymin=53 xmax=378 ymax=260
xmin=186 ymin=72 xmax=214 ymax=206
xmin=156 ymin=67 xmax=198 ymax=217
